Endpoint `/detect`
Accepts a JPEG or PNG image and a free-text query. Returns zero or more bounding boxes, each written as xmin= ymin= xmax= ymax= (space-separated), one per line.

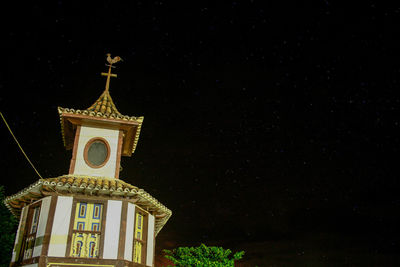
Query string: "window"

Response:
xmin=133 ymin=211 xmax=147 ymax=264
xmin=70 ymin=202 xmax=103 ymax=258
xmin=83 ymin=137 xmax=110 ymax=168
xmin=19 ymin=205 xmax=41 ymax=261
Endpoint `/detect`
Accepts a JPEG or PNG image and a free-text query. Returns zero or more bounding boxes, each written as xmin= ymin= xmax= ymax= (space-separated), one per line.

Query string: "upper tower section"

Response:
xmin=58 ymin=54 xmax=143 ymax=179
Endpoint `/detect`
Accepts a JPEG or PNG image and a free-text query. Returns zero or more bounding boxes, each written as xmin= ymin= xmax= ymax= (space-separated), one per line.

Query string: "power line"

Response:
xmin=0 ymin=112 xmax=43 ymax=179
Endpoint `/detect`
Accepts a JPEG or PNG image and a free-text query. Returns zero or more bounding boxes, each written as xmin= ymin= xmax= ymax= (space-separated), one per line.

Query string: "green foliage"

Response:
xmin=163 ymin=243 xmax=245 ymax=267
xmin=0 ymin=186 xmax=18 ymax=266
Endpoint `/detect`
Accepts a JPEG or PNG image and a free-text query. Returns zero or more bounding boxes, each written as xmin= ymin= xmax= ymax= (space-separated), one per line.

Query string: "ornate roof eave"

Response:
xmin=3 ymin=175 xmax=171 ymax=237
xmin=58 ymin=107 xmax=144 ymax=156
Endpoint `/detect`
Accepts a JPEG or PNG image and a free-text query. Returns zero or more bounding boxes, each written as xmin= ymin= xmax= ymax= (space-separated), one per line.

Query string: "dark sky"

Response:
xmin=1 ymin=1 xmax=400 ymax=266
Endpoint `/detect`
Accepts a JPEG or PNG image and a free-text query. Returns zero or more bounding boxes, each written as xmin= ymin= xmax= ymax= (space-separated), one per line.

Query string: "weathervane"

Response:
xmin=101 ymin=53 xmax=123 ymax=92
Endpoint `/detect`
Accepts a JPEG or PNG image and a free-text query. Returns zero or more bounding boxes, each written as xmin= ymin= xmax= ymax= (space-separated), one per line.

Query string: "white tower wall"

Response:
xmin=103 ymin=200 xmax=122 ymax=259
xmin=146 ymin=214 xmax=155 ymax=266
xmin=124 ymin=202 xmax=136 ymax=261
xmin=48 ymin=196 xmax=73 ymax=257
xmin=73 ymin=125 xmax=120 ymax=178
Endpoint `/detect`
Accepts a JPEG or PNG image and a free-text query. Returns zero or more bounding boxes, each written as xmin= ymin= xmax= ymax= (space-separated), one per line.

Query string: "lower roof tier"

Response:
xmin=4 ymin=174 xmax=172 ymax=236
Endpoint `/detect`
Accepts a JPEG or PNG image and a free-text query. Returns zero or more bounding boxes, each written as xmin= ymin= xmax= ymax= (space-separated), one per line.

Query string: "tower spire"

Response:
xmin=101 ymin=53 xmax=123 ymax=92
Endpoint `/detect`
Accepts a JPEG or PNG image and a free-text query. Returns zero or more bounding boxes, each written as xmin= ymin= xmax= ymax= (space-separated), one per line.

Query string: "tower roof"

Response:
xmin=3 ymin=175 xmax=172 ymax=236
xmin=58 ymin=55 xmax=143 ymax=156
xmin=58 ymin=95 xmax=143 ymax=156
xmin=86 ymin=89 xmax=122 ymax=116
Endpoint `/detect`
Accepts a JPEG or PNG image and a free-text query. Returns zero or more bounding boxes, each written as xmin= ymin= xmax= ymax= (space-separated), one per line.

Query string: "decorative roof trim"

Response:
xmin=58 ymin=107 xmax=144 ymax=154
xmin=86 ymin=89 xmax=122 ymax=116
xmin=4 ymin=175 xmax=171 ymax=236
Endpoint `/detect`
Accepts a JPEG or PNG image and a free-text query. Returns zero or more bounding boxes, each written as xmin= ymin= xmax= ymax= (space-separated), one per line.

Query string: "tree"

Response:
xmin=163 ymin=243 xmax=245 ymax=267
xmin=0 ymin=185 xmax=18 ymax=265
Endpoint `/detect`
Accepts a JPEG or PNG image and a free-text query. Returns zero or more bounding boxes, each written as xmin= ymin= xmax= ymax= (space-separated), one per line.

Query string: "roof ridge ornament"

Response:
xmin=101 ymin=53 xmax=123 ymax=92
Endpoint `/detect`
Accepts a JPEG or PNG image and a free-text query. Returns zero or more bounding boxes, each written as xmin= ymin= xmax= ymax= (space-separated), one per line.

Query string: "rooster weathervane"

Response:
xmin=101 ymin=53 xmax=123 ymax=92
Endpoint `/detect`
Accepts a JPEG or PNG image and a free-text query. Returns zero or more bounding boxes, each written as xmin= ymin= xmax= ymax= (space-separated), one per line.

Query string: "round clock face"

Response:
xmin=84 ymin=138 xmax=110 ymax=168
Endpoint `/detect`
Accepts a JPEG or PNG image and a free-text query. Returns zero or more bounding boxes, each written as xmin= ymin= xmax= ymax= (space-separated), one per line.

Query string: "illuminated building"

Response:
xmin=4 ymin=55 xmax=172 ymax=267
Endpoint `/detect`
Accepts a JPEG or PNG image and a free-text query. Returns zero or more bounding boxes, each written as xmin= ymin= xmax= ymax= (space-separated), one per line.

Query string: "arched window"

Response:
xmin=89 ymin=242 xmax=96 ymax=258
xmin=76 ymin=241 xmax=83 ymax=257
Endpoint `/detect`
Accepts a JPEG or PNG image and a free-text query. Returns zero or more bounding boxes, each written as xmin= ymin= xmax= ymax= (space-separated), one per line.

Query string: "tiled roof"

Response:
xmin=58 ymin=89 xmax=144 ymax=155
xmin=86 ymin=89 xmax=122 ymax=116
xmin=3 ymin=175 xmax=172 ymax=237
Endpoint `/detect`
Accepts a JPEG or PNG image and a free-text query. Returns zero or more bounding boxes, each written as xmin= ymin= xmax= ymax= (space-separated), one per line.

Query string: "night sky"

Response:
xmin=1 ymin=1 xmax=400 ymax=266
